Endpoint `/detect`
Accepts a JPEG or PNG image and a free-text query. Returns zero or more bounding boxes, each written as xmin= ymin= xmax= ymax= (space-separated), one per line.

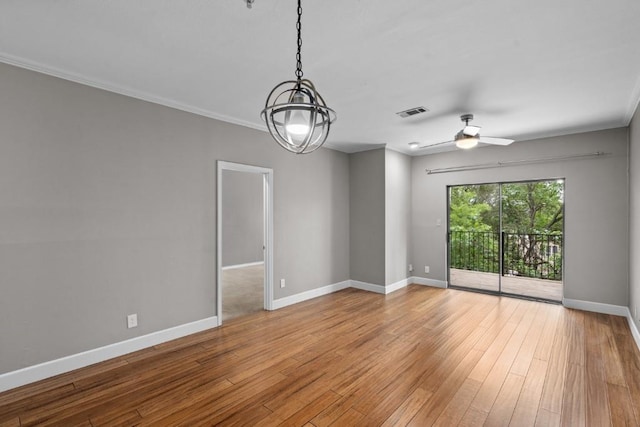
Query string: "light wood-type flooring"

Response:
xmin=1 ymin=285 xmax=639 ymax=426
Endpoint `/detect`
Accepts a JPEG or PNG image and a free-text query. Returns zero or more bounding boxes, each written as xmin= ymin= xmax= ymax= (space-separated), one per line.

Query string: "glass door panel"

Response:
xmin=500 ymin=181 xmax=564 ymax=301
xmin=448 ymin=184 xmax=500 ymax=293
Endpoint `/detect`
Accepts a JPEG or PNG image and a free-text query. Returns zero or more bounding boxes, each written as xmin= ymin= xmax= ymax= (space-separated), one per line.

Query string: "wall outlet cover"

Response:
xmin=127 ymin=313 xmax=138 ymax=329
xmin=425 ymin=266 xmax=430 ymax=274
xmin=280 ymin=279 xmax=285 ymax=288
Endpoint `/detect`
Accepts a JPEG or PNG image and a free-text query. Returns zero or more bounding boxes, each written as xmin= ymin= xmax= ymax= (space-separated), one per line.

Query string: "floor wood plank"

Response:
xmin=539 ymin=309 xmax=570 ymax=416
xmin=510 ymin=358 xmax=549 ymax=427
xmin=560 ymin=362 xmax=586 ymax=426
xmin=584 ymin=313 xmax=612 ymax=427
xmin=607 ymin=383 xmax=637 ymax=427
xmin=484 ymin=372 xmax=525 ymax=426
xmin=380 ymin=387 xmax=433 ymax=426
xmin=535 ymin=408 xmax=561 ymax=427
xmin=433 ymin=378 xmax=482 ymax=426
xmin=0 ymin=286 xmax=638 ymax=426
xmin=611 ymin=317 xmax=640 ymax=426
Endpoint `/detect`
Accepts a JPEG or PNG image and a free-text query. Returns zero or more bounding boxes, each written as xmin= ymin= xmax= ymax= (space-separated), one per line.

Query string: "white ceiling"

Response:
xmin=1 ymin=0 xmax=639 ymax=155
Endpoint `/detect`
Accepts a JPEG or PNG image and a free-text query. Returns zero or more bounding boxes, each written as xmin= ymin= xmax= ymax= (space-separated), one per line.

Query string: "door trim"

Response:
xmin=217 ymin=161 xmax=274 ymax=326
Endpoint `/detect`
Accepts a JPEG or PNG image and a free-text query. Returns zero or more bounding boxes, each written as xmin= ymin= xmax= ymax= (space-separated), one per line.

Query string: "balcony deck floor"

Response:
xmin=450 ymin=268 xmax=563 ymax=301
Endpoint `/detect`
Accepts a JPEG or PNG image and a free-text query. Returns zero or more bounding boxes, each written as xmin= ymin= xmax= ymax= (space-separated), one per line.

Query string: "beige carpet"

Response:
xmin=222 ymin=263 xmax=264 ymax=321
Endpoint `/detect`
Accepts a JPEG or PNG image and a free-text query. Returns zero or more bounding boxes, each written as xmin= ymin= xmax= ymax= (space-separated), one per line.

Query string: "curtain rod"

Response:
xmin=425 ymin=151 xmax=611 ymax=175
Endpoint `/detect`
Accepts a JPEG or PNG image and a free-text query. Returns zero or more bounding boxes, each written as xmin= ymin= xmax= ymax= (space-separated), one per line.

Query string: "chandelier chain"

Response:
xmin=295 ymin=0 xmax=303 ymax=80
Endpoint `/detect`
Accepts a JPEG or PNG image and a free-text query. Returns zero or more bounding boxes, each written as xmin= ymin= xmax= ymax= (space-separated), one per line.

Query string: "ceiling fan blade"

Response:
xmin=419 ymin=140 xmax=455 ymax=149
xmin=462 ymin=125 xmax=481 ymax=136
xmin=479 ymin=136 xmax=514 ymax=146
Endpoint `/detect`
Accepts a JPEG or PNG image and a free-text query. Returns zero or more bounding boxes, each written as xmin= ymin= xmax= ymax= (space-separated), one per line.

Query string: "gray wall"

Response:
xmin=221 ymin=170 xmax=263 ymax=267
xmin=630 ymin=106 xmax=640 ymax=332
xmin=385 ymin=150 xmax=411 ymax=285
xmin=0 ymin=57 xmax=634 ymax=376
xmin=349 ymin=148 xmax=412 ymax=287
xmin=0 ymin=62 xmax=350 ymax=374
xmin=349 ymin=148 xmax=386 ymax=285
xmin=411 ymin=128 xmax=629 ymax=306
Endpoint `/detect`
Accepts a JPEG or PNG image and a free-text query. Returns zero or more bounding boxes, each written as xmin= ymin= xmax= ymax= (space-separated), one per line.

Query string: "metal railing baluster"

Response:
xmin=448 ymin=230 xmax=562 ymax=280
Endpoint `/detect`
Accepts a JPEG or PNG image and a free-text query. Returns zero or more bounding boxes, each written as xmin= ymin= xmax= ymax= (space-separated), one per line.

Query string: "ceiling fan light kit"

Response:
xmin=260 ymin=0 xmax=336 ymax=154
xmin=456 ymin=113 xmax=480 ymax=149
xmin=455 ymin=135 xmax=479 ymax=149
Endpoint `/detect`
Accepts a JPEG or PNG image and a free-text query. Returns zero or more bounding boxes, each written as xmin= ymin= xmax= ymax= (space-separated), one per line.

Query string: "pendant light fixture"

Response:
xmin=261 ymin=0 xmax=336 ymax=154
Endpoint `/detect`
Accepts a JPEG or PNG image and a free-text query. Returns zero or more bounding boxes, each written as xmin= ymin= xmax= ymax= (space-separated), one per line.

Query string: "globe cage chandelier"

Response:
xmin=260 ymin=0 xmax=337 ymax=154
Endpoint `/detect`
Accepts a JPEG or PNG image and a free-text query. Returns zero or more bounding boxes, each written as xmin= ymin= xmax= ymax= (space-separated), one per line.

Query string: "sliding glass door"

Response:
xmin=448 ymin=180 xmax=564 ymax=301
xmin=448 ymin=184 xmax=500 ymax=292
xmin=500 ymin=181 xmax=564 ymax=300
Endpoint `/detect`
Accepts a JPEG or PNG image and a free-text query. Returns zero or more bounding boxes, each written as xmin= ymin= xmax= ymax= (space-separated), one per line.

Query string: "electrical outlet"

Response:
xmin=127 ymin=313 xmax=138 ymax=329
xmin=280 ymin=279 xmax=286 ymax=288
xmin=425 ymin=266 xmax=430 ymax=274
xmin=409 ymin=264 xmax=413 ymax=272
xmin=636 ymin=305 xmax=638 ymax=320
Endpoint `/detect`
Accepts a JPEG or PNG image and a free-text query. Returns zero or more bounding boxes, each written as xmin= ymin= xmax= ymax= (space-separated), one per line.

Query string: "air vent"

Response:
xmin=396 ymin=106 xmax=429 ymax=118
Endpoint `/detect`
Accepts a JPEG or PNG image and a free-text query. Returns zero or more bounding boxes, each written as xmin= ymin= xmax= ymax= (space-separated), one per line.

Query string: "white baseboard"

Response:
xmin=626 ymin=308 xmax=640 ymax=352
xmin=273 ymin=278 xmax=410 ymax=309
xmin=386 ymin=278 xmax=410 ymax=293
xmin=410 ymin=276 xmax=448 ymax=288
xmin=0 ymin=316 xmax=218 ymax=393
xmin=272 ymin=280 xmax=350 ymax=310
xmin=351 ymin=277 xmax=446 ymax=294
xmin=221 ymin=261 xmax=264 ymax=271
xmin=350 ymin=279 xmax=409 ymax=295
xmin=350 ymin=280 xmax=387 ymax=294
xmin=562 ymin=298 xmax=629 ymax=316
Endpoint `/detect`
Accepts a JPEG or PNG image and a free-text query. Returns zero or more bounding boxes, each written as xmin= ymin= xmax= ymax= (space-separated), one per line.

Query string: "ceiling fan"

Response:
xmin=410 ymin=114 xmax=514 ymax=151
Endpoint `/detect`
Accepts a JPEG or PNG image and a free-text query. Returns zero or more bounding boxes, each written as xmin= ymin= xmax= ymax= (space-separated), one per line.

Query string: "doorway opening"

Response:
xmin=217 ymin=161 xmax=273 ymax=325
xmin=447 ymin=179 xmax=564 ymax=302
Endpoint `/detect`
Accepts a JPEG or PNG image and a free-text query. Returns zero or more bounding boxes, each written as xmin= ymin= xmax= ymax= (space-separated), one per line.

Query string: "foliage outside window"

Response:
xmin=449 ymin=181 xmax=564 ymax=280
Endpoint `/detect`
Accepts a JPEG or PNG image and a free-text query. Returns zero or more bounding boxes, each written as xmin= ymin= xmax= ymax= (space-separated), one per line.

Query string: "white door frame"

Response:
xmin=217 ymin=161 xmax=274 ymax=325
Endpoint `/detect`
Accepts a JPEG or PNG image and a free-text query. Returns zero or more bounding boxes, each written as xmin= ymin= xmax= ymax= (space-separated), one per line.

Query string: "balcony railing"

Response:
xmin=449 ymin=231 xmax=563 ymax=281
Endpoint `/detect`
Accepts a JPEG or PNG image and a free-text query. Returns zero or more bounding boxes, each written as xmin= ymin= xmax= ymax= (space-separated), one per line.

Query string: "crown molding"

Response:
xmin=0 ymin=53 xmax=268 ymax=134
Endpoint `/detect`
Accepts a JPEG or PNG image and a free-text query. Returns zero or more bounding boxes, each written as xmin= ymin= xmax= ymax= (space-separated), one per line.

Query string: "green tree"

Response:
xmin=449 ymin=185 xmax=497 ymax=232
xmin=449 ymin=185 xmax=500 ymax=273
xmin=501 ymin=182 xmax=563 ymax=234
xmin=449 ymin=181 xmax=564 ymax=280
xmin=501 ymin=181 xmax=564 ymax=279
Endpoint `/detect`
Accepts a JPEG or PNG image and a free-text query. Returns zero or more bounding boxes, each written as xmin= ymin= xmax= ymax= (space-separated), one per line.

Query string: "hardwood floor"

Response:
xmin=1 ymin=286 xmax=639 ymax=426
